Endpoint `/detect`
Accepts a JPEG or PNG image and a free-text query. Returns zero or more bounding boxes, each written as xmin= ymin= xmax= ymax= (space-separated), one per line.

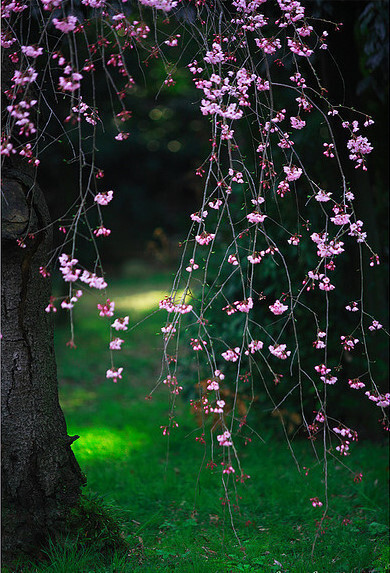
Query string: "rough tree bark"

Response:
xmin=1 ymin=162 xmax=85 ymax=562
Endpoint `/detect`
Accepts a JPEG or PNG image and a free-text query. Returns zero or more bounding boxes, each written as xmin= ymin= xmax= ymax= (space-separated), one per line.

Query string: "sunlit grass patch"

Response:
xmin=71 ymin=426 xmax=150 ymax=461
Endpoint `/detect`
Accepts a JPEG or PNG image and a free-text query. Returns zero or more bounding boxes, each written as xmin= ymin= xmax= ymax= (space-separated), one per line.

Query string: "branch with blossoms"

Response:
xmin=1 ymin=0 xmax=388 ymax=534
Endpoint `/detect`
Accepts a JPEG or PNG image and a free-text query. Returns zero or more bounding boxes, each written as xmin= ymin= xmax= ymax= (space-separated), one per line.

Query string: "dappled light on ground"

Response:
xmin=71 ymin=426 xmax=150 ymax=462
xmin=114 ymin=288 xmax=186 ymax=314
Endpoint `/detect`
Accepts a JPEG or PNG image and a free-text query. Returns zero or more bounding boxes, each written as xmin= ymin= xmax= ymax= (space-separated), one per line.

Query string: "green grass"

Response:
xmin=13 ymin=261 xmax=389 ymax=572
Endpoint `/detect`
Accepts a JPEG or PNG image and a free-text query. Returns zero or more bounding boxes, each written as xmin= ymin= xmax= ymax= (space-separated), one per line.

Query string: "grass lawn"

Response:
xmin=12 ymin=262 xmax=389 ymax=572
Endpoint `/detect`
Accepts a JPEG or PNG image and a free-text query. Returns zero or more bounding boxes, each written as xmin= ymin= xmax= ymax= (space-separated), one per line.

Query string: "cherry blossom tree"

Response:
xmin=1 ymin=0 xmax=388 ymax=561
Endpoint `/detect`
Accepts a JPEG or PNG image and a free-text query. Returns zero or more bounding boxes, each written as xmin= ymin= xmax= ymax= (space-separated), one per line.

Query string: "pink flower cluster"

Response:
xmin=190 ymin=338 xmax=207 ymax=351
xmin=310 ymin=497 xmax=323 ymax=508
xmin=217 ymin=430 xmax=233 ymax=447
xmin=195 ymin=232 xmax=215 ymax=246
xmin=365 ymin=392 xmax=390 ymax=408
xmin=112 ymin=316 xmax=129 ymax=331
xmin=186 ymin=259 xmax=199 ymax=272
xmin=368 ymin=320 xmax=382 ymax=331
xmin=247 ymin=246 xmax=278 ymax=265
xmin=245 ymin=340 xmax=264 ymax=355
xmin=163 ymin=375 xmax=183 ymax=395
xmin=246 ymin=212 xmax=266 ymax=224
xmin=340 ymin=335 xmax=359 ymax=351
xmin=348 ymin=378 xmax=365 ymax=390
xmin=269 ymin=344 xmax=291 ymax=360
xmin=234 ymin=297 xmax=253 ymax=313
xmin=159 ymin=297 xmax=193 ymax=315
xmin=106 ymin=367 xmax=123 ymax=383
xmin=61 ymin=289 xmax=83 ymax=310
xmin=222 ymin=347 xmax=240 ymax=362
xmin=269 ymin=299 xmax=288 ymax=315
xmin=110 ymin=338 xmax=124 ymax=350
xmin=94 ymin=190 xmax=114 ymax=205
xmin=97 ymin=299 xmax=115 ymax=317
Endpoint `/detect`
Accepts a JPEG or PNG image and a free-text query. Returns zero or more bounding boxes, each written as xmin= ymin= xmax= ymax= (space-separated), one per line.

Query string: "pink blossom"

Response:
xmin=340 ymin=336 xmax=359 ymax=351
xmin=111 ymin=316 xmax=129 ymax=331
xmin=110 ymin=338 xmax=124 ymax=350
xmin=331 ymin=213 xmax=350 ymax=226
xmin=161 ymin=323 xmax=177 ymax=338
xmin=97 ymin=299 xmax=115 ymax=317
xmin=164 ymin=35 xmax=180 ymax=47
xmin=94 ymin=190 xmax=113 ymax=205
xmin=310 ymin=497 xmax=323 ymax=507
xmin=245 ymin=340 xmax=264 ymax=355
xmin=335 ymin=441 xmax=350 ymax=456
xmin=59 ymin=254 xmax=81 ymax=283
xmin=222 ymin=464 xmax=235 ymax=474
xmin=53 ymin=16 xmax=78 ymax=33
xmin=175 ymin=303 xmax=193 ymax=314
xmin=315 ymin=190 xmax=332 ymax=202
xmin=283 ymin=165 xmax=302 ymax=181
xmin=222 ymin=305 xmax=236 ymax=316
xmin=94 ymin=226 xmax=111 ymax=237
xmin=345 ymin=302 xmax=359 ymax=312
xmin=321 ymin=375 xmax=337 ymax=385
xmin=59 ymin=72 xmax=82 ymax=92
xmin=234 ymin=297 xmax=253 ymax=313
xmin=211 ymin=400 xmax=225 ymax=414
xmin=287 ymin=38 xmax=313 ymax=57
xmin=246 ymin=212 xmax=266 ymax=224
xmin=315 ymin=364 xmax=330 ymax=376
xmin=318 ymin=277 xmax=335 ymax=291
xmin=229 ymin=169 xmax=244 ymax=183
xmin=191 ymin=210 xmax=208 ymax=223
xmin=195 ymin=232 xmax=215 ymax=245
xmin=256 ymin=77 xmax=270 ymax=91
xmin=255 ymin=37 xmax=281 ymax=54
xmin=21 ymin=45 xmax=44 ymax=58
xmin=247 ymin=252 xmax=263 ymax=264
xmin=208 ymin=199 xmax=223 ymax=209
xmin=39 ymin=266 xmax=50 ymax=278
xmin=217 ymin=430 xmax=233 ymax=447
xmin=365 ymin=391 xmax=390 ymax=407
xmin=82 ymin=0 xmax=105 ymax=6
xmin=186 ymin=258 xmax=199 ymax=272
xmin=348 ymin=220 xmax=367 ymax=243
xmin=369 ymin=320 xmax=383 ymax=331
xmin=106 ymin=367 xmax=123 ymax=383
xmin=287 ymin=234 xmax=301 ymax=245
xmin=115 ymin=132 xmax=129 ymax=141
xmin=315 ymin=412 xmax=325 ymax=423
xmin=207 ymin=380 xmax=220 ymax=391
xmin=290 ymin=116 xmax=306 ymax=130
xmin=348 ymin=378 xmax=365 ymax=390
xmin=190 ymin=338 xmax=207 ymax=351
xmin=41 ymin=0 xmax=62 ymax=9
xmin=269 ymin=299 xmax=288 ymax=315
xmin=228 ymin=254 xmax=239 ymax=265
xmin=204 ymin=42 xmax=226 ymax=64
xmin=269 ymin=344 xmax=291 ymax=360
xmin=163 ymin=375 xmax=183 ymax=395
xmin=45 ymin=297 xmax=57 ymax=313
xmin=12 ymin=68 xmax=37 ymax=85
xmin=222 ymin=347 xmax=240 ymax=362
xmin=277 ymin=180 xmax=290 ymax=197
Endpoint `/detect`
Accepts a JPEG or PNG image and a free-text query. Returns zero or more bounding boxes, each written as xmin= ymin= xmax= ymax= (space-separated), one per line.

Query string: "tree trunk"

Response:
xmin=1 ymin=166 xmax=85 ymax=562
